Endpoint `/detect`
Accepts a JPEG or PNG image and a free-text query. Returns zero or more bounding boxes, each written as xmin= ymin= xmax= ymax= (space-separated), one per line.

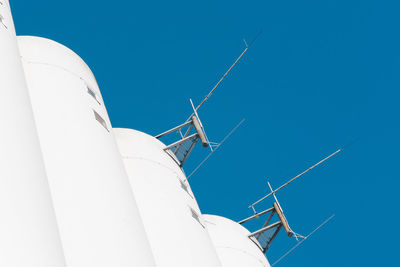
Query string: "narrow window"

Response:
xmin=179 ymin=179 xmax=194 ymax=199
xmin=93 ymin=110 xmax=109 ymax=131
xmin=180 ymin=179 xmax=189 ymax=193
xmin=0 ymin=14 xmax=7 ymax=29
xmin=189 ymin=207 xmax=204 ymax=228
xmin=87 ymin=86 xmax=101 ymax=105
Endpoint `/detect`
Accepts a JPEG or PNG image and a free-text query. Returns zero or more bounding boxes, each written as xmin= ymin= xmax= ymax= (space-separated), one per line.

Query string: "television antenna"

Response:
xmin=185 ymin=31 xmax=262 ymax=122
xmin=239 ymin=182 xmax=295 ymax=253
xmin=155 ymin=98 xmax=213 ymax=166
xmin=249 ymin=139 xmax=358 ymax=211
xmin=249 ymin=146 xmax=344 ymax=211
xmin=156 ymin=33 xmax=261 ymax=166
xmin=239 ymin=180 xmax=335 ymax=255
xmin=239 ymin=140 xmax=356 ymax=260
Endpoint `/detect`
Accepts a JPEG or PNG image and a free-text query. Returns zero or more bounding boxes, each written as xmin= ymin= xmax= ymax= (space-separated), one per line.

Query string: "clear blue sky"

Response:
xmin=12 ymin=0 xmax=398 ymax=266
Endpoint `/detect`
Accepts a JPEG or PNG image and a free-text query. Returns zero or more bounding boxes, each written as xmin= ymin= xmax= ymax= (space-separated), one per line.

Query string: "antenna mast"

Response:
xmin=156 ymin=33 xmax=261 ymax=166
xmin=186 ymin=31 xmax=262 ymax=120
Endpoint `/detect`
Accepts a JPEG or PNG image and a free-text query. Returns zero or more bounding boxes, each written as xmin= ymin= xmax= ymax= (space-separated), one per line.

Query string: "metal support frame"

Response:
xmin=264 ymin=224 xmax=282 ymax=252
xmin=163 ymin=133 xmax=198 ymax=151
xmin=180 ymin=136 xmax=199 ymax=166
xmin=155 ymin=120 xmax=192 ymax=139
xmin=239 ymin=200 xmax=294 ymax=253
xmin=248 ymin=221 xmax=282 ymax=237
xmin=174 ymin=123 xmax=193 ymax=155
xmin=155 ymin=114 xmax=211 ymax=167
xmin=238 ymin=207 xmax=274 ymax=224
xmin=256 ymin=209 xmax=276 ymax=239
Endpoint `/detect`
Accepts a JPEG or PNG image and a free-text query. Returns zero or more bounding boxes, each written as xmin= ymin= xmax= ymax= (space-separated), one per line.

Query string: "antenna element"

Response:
xmin=187 ymin=118 xmax=245 ymax=179
xmin=249 ymin=146 xmax=344 ymax=209
xmin=186 ymin=32 xmax=261 ymax=121
xmin=271 ymin=214 xmax=335 ymax=266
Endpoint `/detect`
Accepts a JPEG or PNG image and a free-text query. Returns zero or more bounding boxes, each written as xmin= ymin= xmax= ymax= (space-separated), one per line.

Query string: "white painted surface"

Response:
xmin=18 ymin=36 xmax=156 ymax=267
xmin=114 ymin=128 xmax=223 ymax=267
xmin=204 ymin=215 xmax=271 ymax=267
xmin=0 ymin=2 xmax=66 ymax=267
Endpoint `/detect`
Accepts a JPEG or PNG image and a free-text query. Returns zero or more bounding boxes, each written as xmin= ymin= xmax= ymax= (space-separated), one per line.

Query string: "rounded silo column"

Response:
xmin=18 ymin=36 xmax=156 ymax=267
xmin=0 ymin=2 xmax=67 ymax=267
xmin=114 ymin=128 xmax=223 ymax=267
xmin=204 ymin=215 xmax=271 ymax=267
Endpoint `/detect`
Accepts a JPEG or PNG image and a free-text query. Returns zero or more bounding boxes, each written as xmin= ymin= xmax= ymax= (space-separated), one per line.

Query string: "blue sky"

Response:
xmin=12 ymin=0 xmax=398 ymax=266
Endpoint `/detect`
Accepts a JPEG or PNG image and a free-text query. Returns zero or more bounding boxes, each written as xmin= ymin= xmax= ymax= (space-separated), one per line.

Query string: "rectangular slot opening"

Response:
xmin=179 ymin=179 xmax=194 ymax=199
xmin=189 ymin=207 xmax=205 ymax=228
xmin=93 ymin=110 xmax=109 ymax=132
xmin=87 ymin=86 xmax=101 ymax=105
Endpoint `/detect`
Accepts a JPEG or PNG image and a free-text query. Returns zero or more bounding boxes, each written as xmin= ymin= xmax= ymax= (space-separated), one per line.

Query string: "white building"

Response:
xmin=0 ymin=1 xmax=274 ymax=266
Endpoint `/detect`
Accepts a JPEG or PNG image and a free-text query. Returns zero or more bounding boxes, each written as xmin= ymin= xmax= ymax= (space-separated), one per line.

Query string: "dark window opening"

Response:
xmin=87 ymin=86 xmax=101 ymax=105
xmin=93 ymin=110 xmax=109 ymax=132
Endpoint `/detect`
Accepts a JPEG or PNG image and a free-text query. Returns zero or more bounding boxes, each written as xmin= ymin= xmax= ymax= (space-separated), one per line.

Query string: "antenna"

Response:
xmin=249 ymin=146 xmax=345 ymax=209
xmin=155 ymin=99 xmax=212 ymax=166
xmin=186 ymin=118 xmax=245 ymax=179
xmin=239 ymin=140 xmax=355 ymax=254
xmin=239 ymin=182 xmax=335 ymax=255
xmin=156 ymin=34 xmax=261 ymax=167
xmin=186 ymin=31 xmax=262 ymax=121
xmin=240 ymin=189 xmax=294 ymax=253
xmin=271 ymin=214 xmax=335 ymax=266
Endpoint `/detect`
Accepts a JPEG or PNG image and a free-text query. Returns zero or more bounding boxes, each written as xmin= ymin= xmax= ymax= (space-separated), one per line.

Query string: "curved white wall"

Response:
xmin=204 ymin=215 xmax=271 ymax=267
xmin=18 ymin=36 xmax=156 ymax=267
xmin=0 ymin=2 xmax=66 ymax=267
xmin=114 ymin=128 xmax=223 ymax=267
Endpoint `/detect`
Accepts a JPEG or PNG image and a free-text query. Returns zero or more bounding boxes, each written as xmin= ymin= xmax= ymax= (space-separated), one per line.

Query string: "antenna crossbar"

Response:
xmin=155 ymin=120 xmax=192 ymax=139
xmin=248 ymin=221 xmax=282 ymax=237
xmin=164 ymin=133 xmax=198 ymax=150
xmin=238 ymin=206 xmax=274 ymax=224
